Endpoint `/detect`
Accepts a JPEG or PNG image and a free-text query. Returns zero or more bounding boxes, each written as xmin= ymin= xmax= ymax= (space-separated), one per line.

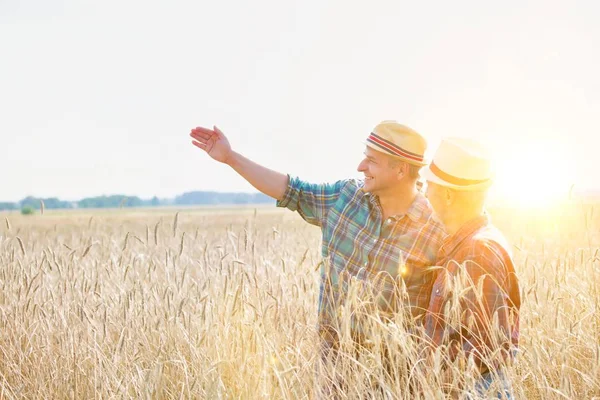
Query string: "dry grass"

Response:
xmin=0 ymin=204 xmax=599 ymax=399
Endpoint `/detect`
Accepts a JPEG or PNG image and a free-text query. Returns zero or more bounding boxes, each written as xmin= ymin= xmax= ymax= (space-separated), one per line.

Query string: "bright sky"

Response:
xmin=1 ymin=1 xmax=599 ymax=206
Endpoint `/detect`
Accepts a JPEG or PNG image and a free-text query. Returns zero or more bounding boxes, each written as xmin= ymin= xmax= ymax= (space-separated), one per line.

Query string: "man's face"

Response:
xmin=425 ymin=181 xmax=449 ymax=224
xmin=357 ymin=146 xmax=402 ymax=195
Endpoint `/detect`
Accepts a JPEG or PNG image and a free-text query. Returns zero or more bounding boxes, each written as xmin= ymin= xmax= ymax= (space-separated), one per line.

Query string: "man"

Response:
xmin=421 ymin=138 xmax=521 ymax=399
xmin=189 ymin=121 xmax=445 ymax=366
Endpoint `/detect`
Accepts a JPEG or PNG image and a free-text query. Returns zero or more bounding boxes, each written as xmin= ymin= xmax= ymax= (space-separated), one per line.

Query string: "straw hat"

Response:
xmin=365 ymin=121 xmax=427 ymax=166
xmin=421 ymin=137 xmax=494 ymax=191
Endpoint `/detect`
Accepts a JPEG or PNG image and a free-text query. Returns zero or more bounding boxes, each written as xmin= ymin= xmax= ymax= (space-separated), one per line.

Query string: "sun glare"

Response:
xmin=490 ymin=140 xmax=574 ymax=209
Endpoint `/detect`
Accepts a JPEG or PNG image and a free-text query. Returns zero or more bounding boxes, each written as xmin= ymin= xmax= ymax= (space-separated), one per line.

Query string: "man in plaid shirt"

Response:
xmin=189 ymin=121 xmax=446 ymax=353
xmin=421 ymin=138 xmax=521 ymax=399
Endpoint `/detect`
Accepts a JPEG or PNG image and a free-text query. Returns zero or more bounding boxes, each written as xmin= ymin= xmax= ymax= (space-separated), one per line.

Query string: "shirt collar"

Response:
xmin=405 ymin=192 xmax=427 ymax=222
xmin=439 ymin=213 xmax=490 ymax=259
xmin=364 ymin=189 xmax=426 ymax=222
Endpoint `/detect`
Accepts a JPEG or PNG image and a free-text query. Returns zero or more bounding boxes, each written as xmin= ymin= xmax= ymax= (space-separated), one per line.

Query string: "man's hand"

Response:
xmin=190 ymin=126 xmax=232 ymax=165
xmin=188 ymin=124 xmax=288 ymax=200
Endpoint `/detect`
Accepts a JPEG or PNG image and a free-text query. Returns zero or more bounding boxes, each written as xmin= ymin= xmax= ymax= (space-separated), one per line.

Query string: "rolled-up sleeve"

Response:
xmin=276 ymin=175 xmax=346 ymax=227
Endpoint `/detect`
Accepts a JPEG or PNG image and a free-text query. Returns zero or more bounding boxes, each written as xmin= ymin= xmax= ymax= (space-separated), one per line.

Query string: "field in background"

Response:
xmin=0 ymin=204 xmax=599 ymax=399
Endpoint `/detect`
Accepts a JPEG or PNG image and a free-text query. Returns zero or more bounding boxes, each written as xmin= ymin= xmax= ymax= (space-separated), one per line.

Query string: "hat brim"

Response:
xmin=421 ymin=166 xmax=493 ymax=191
xmin=364 ymin=141 xmax=428 ymax=167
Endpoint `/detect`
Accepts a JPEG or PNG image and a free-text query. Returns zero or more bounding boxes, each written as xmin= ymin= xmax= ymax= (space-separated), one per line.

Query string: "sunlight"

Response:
xmin=489 ymin=139 xmax=574 ymax=209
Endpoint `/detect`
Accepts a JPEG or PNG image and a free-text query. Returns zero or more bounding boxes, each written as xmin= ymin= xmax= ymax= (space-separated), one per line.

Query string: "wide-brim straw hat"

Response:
xmin=365 ymin=121 xmax=428 ymax=167
xmin=421 ymin=137 xmax=494 ymax=191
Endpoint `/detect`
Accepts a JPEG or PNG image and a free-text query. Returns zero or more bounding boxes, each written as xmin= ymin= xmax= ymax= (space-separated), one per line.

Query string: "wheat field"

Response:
xmin=0 ymin=204 xmax=599 ymax=399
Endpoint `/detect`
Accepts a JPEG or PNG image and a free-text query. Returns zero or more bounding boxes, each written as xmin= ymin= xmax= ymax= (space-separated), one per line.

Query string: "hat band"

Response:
xmin=367 ymin=133 xmax=424 ymax=162
xmin=430 ymin=162 xmax=490 ymax=186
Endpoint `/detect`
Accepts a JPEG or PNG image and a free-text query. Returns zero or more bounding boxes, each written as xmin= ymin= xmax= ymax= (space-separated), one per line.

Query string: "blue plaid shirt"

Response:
xmin=277 ymin=176 xmax=446 ymax=343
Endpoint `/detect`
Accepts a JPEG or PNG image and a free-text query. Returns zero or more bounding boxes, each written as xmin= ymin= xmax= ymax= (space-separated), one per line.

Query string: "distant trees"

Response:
xmin=0 ymin=191 xmax=273 ymax=211
xmin=150 ymin=196 xmax=161 ymax=207
xmin=0 ymin=196 xmax=74 ymax=212
xmin=0 ymin=202 xmax=17 ymax=211
xmin=20 ymin=196 xmax=73 ymax=210
xmin=77 ymin=195 xmax=144 ymax=208
xmin=21 ymin=206 xmax=35 ymax=215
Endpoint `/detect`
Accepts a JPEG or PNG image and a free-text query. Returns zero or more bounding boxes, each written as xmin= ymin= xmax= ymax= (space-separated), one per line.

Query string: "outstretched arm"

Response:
xmin=190 ymin=126 xmax=288 ymax=201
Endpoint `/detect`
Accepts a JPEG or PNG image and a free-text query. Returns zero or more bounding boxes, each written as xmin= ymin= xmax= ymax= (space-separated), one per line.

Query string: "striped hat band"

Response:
xmin=366 ymin=132 xmax=424 ymax=163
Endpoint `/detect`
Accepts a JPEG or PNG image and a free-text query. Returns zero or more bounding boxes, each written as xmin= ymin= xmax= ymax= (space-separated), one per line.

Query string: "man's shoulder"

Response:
xmin=331 ymin=178 xmax=367 ymax=197
xmin=307 ymin=178 xmax=369 ymax=207
xmin=461 ymin=225 xmax=513 ymax=273
xmin=339 ymin=178 xmax=364 ymax=190
xmin=471 ymin=224 xmax=511 ymax=256
xmin=288 ymin=176 xmax=363 ymax=193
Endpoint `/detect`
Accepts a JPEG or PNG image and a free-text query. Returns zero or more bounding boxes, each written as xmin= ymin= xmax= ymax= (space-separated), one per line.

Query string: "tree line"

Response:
xmin=0 ymin=191 xmax=274 ymax=211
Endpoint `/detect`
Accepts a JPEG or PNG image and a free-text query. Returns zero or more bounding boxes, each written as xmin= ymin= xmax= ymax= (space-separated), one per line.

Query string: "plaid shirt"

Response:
xmin=277 ymin=176 xmax=446 ymax=343
xmin=424 ymin=214 xmax=521 ymax=372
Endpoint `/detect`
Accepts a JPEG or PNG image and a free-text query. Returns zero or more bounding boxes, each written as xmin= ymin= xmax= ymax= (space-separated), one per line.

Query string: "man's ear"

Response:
xmin=397 ymin=161 xmax=408 ymax=180
xmin=445 ymin=187 xmax=455 ymax=206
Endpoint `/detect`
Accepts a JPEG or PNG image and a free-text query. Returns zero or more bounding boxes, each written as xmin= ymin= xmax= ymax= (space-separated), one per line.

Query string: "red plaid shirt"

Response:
xmin=424 ymin=214 xmax=520 ymax=372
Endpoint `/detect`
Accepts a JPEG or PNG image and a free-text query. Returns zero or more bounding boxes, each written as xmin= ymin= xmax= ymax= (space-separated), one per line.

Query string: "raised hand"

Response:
xmin=189 ymin=124 xmax=288 ymax=200
xmin=190 ymin=126 xmax=232 ymax=164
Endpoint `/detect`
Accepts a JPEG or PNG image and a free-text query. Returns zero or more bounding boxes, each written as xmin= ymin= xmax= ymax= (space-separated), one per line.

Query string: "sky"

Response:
xmin=1 ymin=0 xmax=599 ymax=205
